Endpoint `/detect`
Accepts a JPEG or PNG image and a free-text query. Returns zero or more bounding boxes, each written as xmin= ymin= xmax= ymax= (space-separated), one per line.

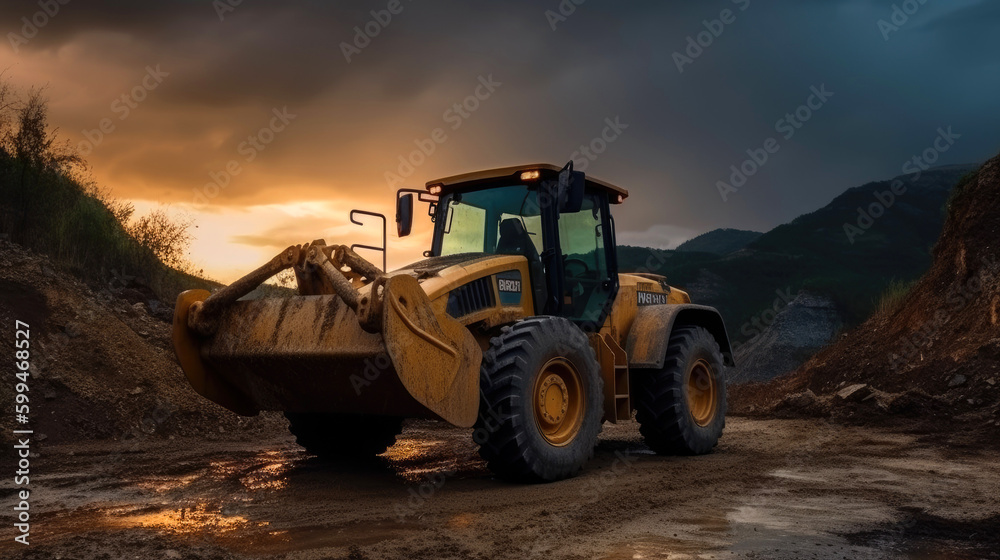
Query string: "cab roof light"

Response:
xmin=519 ymin=170 xmax=541 ymax=182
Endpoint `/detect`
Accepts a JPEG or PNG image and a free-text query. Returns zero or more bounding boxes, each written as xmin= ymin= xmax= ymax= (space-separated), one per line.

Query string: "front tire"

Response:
xmin=634 ymin=326 xmax=727 ymax=455
xmin=284 ymin=413 xmax=403 ymax=460
xmin=476 ymin=317 xmax=604 ymax=482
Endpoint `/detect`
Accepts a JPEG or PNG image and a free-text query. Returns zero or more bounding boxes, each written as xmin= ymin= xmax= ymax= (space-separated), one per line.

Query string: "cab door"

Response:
xmin=543 ymin=190 xmax=619 ymax=327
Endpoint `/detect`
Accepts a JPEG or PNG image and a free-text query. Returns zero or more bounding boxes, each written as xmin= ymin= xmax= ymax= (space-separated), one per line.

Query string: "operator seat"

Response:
xmin=496 ymin=218 xmax=547 ymax=313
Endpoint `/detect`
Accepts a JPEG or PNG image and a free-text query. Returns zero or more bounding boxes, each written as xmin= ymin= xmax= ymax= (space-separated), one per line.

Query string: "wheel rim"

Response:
xmin=686 ymin=359 xmax=718 ymax=427
xmin=532 ymin=358 xmax=585 ymax=447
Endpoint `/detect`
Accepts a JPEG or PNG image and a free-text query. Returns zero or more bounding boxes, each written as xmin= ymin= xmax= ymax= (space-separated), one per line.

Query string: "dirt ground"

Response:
xmin=2 ymin=417 xmax=998 ymax=560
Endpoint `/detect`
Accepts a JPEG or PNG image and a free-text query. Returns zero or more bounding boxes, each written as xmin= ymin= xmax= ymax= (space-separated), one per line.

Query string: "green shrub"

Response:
xmin=0 ymin=81 xmax=211 ymax=301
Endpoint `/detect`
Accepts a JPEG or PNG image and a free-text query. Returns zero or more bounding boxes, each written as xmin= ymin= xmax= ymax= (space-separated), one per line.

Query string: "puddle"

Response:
xmin=383 ymin=437 xmax=487 ymax=483
xmin=842 ymin=509 xmax=1000 ymax=560
xmin=135 ymin=472 xmax=203 ymax=493
xmin=33 ymin=498 xmax=421 ymax=555
xmin=103 ymin=502 xmax=266 ymax=535
xmin=206 ymin=449 xmax=294 ymax=491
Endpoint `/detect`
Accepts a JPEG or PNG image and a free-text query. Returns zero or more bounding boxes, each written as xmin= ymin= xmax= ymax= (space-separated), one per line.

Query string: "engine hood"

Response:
xmin=391 ymin=253 xmax=529 ymax=302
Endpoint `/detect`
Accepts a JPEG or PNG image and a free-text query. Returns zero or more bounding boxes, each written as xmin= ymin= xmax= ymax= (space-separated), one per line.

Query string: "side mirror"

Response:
xmin=396 ymin=193 xmax=414 ymax=237
xmin=558 ymin=161 xmax=586 ymax=214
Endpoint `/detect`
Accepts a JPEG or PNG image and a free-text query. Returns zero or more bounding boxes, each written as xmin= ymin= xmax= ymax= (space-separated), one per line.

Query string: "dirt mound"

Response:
xmin=732 ymin=154 xmax=1000 ymax=437
xmin=0 ymin=241 xmax=286 ymax=447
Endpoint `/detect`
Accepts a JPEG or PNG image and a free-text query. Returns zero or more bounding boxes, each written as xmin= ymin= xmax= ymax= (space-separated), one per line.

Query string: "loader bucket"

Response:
xmin=172 ymin=249 xmax=483 ymax=428
xmin=380 ymin=274 xmax=482 ymax=427
xmin=172 ymin=289 xmax=258 ymax=416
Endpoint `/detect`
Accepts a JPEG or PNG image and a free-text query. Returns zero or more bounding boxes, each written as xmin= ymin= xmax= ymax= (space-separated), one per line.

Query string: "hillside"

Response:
xmin=620 ymin=164 xmax=976 ymax=347
xmin=676 ymin=228 xmax=762 ymax=255
xmin=732 ymin=153 xmax=1000 ymax=436
xmin=0 ymin=240 xmax=285 ymax=448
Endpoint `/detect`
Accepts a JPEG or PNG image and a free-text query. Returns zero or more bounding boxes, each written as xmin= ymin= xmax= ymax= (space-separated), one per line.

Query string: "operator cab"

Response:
xmin=397 ymin=163 xmax=628 ymax=327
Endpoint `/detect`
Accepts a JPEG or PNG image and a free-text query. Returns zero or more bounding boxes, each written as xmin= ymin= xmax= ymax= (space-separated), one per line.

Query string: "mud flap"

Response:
xmin=381 ymin=275 xmax=482 ymax=428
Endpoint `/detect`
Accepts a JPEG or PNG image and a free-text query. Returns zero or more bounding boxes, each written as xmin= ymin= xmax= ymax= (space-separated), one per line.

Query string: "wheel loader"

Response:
xmin=173 ymin=162 xmax=734 ymax=482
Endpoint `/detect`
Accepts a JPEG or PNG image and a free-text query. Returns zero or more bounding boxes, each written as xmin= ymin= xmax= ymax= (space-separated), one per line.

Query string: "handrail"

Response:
xmin=349 ymin=209 xmax=387 ymax=272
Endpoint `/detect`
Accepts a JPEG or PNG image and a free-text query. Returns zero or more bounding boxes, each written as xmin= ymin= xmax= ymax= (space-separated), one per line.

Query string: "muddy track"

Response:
xmin=1 ymin=418 xmax=998 ymax=560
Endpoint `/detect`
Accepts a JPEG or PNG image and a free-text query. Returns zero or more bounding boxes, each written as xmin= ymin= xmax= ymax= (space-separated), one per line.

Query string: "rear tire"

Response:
xmin=476 ymin=317 xmax=603 ymax=482
xmin=634 ymin=326 xmax=726 ymax=455
xmin=284 ymin=413 xmax=403 ymax=460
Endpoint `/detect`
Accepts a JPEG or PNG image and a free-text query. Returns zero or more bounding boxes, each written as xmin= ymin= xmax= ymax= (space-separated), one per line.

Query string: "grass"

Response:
xmin=0 ymin=84 xmax=215 ymax=302
xmin=873 ymin=279 xmax=915 ymax=320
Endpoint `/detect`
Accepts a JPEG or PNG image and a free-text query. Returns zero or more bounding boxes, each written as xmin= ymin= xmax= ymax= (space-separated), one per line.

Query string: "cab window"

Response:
xmin=440 ymin=201 xmax=487 ymax=254
xmin=559 ymin=193 xmax=610 ymax=323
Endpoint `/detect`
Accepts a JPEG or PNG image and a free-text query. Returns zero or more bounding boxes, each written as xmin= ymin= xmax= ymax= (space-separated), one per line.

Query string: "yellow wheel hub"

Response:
xmin=532 ymin=358 xmax=584 ymax=447
xmin=686 ymin=359 xmax=719 ymax=427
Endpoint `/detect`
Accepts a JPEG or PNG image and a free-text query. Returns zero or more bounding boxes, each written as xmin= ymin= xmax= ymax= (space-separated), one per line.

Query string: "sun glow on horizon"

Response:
xmin=129 ymin=195 xmax=434 ymax=284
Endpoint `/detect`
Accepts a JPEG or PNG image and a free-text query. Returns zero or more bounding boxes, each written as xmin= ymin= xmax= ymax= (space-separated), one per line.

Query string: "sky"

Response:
xmin=1 ymin=0 xmax=998 ymax=282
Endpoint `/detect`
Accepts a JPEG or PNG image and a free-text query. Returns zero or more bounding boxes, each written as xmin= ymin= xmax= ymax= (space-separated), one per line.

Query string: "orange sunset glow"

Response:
xmin=1 ymin=1 xmax=993 ymax=281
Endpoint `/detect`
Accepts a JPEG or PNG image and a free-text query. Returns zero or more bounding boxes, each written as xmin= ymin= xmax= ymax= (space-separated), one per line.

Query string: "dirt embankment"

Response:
xmin=732 ymin=154 xmax=1000 ymax=437
xmin=0 ymin=241 xmax=286 ymax=448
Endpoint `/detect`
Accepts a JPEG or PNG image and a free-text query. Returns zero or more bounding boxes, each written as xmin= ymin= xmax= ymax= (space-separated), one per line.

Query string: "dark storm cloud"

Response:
xmin=3 ymin=0 xmax=997 ymax=247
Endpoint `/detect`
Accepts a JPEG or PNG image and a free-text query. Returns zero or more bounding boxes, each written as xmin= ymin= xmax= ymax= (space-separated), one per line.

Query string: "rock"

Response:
xmin=837 ymin=383 xmax=871 ymax=403
xmin=130 ymin=387 xmax=144 ymax=395
xmin=132 ymin=302 xmax=146 ymax=313
xmin=948 ymin=374 xmax=968 ymax=388
xmin=164 ymin=550 xmax=182 ymax=559
xmin=63 ymin=322 xmax=83 ymax=338
xmin=986 ymin=378 xmax=996 ymax=386
xmin=784 ymin=390 xmax=818 ymax=409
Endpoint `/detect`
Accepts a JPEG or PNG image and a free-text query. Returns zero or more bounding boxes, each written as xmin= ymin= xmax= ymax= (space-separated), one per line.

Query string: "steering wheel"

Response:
xmin=563 ymin=258 xmax=591 ymax=278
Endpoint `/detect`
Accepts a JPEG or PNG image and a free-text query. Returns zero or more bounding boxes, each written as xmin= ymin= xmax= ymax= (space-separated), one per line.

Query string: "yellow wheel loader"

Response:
xmin=173 ymin=162 xmax=734 ymax=482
